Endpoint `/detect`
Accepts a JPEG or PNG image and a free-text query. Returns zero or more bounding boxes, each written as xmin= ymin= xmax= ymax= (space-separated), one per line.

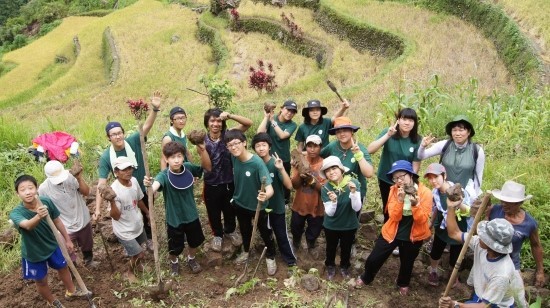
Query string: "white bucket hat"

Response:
xmin=477 ymin=218 xmax=514 ymax=254
xmin=491 ymin=180 xmax=532 ymax=203
xmin=319 ymin=156 xmax=349 ymax=179
xmin=44 ymin=160 xmax=69 ymax=185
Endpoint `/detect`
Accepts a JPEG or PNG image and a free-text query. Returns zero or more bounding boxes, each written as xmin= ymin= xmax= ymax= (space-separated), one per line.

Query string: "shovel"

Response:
xmin=443 ymin=193 xmax=491 ymax=297
xmin=234 ymin=177 xmax=267 ymax=287
xmin=136 ymin=122 xmax=172 ymax=300
xmin=38 ymin=199 xmax=96 ymax=308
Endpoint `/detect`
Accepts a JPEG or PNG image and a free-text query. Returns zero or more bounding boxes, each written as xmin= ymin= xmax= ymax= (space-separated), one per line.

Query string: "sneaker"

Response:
xmin=266 ymin=258 xmax=277 ymax=276
xmin=65 ymin=289 xmax=91 ymax=300
xmin=211 ymin=236 xmax=222 ymax=252
xmin=188 ymin=257 xmax=202 ymax=274
xmin=146 ymin=239 xmax=154 ymax=252
xmin=392 ymin=247 xmax=400 ymax=256
xmin=326 ymin=266 xmax=336 ymax=281
xmin=340 ymin=267 xmax=351 ymax=280
xmin=398 ymin=286 xmax=409 ymax=296
xmin=226 ymin=232 xmax=243 ymax=247
xmin=170 ymin=260 xmax=180 ymax=276
xmin=50 ymin=299 xmax=65 ymax=308
xmin=428 ymin=270 xmax=439 ymax=286
xmin=234 ymin=251 xmax=249 ymax=265
xmin=84 ymin=259 xmax=100 ymax=269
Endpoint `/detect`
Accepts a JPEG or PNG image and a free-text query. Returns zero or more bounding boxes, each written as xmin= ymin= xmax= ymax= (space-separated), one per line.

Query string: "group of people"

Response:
xmin=9 ymin=94 xmax=545 ymax=307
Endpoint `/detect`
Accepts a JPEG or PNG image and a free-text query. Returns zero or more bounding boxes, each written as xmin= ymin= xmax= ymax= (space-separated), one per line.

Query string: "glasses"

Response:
xmin=173 ymin=116 xmax=187 ymax=121
xmin=109 ymin=132 xmax=124 ymax=138
xmin=392 ymin=173 xmax=408 ymax=183
xmin=226 ymin=141 xmax=243 ymax=149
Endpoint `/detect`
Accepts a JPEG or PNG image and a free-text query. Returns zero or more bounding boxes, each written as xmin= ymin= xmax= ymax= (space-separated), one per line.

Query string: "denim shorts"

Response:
xmin=22 ymin=246 xmax=67 ymax=280
xmin=117 ymin=231 xmax=147 ymax=257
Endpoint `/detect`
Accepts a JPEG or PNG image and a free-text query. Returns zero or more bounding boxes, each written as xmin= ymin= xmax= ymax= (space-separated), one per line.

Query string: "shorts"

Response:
xmin=117 ymin=231 xmax=147 ymax=257
xmin=167 ymin=219 xmax=205 ymax=256
xmin=22 ymin=246 xmax=67 ymax=281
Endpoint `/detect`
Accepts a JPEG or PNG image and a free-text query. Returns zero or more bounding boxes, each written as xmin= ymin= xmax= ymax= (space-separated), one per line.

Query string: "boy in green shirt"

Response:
xmin=9 ymin=175 xmax=89 ymax=308
xmin=144 ymin=141 xmax=211 ymax=276
xmin=224 ymin=130 xmax=276 ymax=268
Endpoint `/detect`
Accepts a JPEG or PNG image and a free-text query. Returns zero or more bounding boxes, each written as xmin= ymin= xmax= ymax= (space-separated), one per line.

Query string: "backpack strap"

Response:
xmin=440 ymin=140 xmax=480 ymax=186
xmin=438 ymin=139 xmax=453 ymax=164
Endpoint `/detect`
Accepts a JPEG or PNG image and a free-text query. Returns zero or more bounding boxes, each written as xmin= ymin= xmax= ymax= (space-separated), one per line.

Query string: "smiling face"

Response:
xmin=335 ymin=128 xmax=354 ymax=144
xmin=207 ymin=116 xmax=224 ymax=135
xmin=226 ymin=139 xmax=246 ymax=158
xmin=501 ymin=200 xmax=523 ymax=215
xmin=398 ymin=117 xmax=415 ymax=135
xmin=308 ymin=107 xmax=322 ymax=121
xmin=107 ymin=127 xmax=125 ymax=148
xmin=279 ymin=107 xmax=297 ymax=122
xmin=114 ymin=166 xmax=134 ymax=183
xmin=324 ymin=165 xmax=343 ymax=182
xmin=451 ymin=124 xmax=471 ymax=145
xmin=254 ymin=141 xmax=270 ymax=159
xmin=16 ymin=180 xmax=37 ymax=204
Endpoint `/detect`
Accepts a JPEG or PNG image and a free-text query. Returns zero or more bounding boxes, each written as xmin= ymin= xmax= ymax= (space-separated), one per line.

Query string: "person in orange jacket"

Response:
xmin=355 ymin=160 xmax=432 ymax=295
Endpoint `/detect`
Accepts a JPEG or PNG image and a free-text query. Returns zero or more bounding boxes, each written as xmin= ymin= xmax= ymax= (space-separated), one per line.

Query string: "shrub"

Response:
xmin=199 ymin=75 xmax=236 ymax=109
xmin=248 ymin=59 xmax=277 ymax=94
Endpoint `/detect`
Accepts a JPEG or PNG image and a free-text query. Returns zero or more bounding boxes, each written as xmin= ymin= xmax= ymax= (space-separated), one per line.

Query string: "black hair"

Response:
xmin=162 ymin=141 xmax=185 ymax=158
xmin=394 ymin=108 xmax=420 ymax=143
xmin=15 ymin=174 xmax=38 ymax=191
xmin=224 ymin=129 xmax=246 ymax=144
xmin=251 ymin=132 xmax=272 ymax=148
xmin=203 ymin=108 xmax=227 ymax=131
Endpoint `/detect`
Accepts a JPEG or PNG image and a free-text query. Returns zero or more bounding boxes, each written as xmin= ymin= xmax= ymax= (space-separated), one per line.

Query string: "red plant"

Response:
xmin=281 ymin=12 xmax=303 ymax=40
xmin=249 ymin=59 xmax=277 ymax=93
xmin=127 ymin=99 xmax=149 ymax=121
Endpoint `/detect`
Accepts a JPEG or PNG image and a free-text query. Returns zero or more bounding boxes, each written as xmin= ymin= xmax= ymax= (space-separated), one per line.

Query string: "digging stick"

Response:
xmin=443 ymin=193 xmax=491 ymax=297
xmin=96 ymin=223 xmax=115 ymax=273
xmin=137 ymin=122 xmax=166 ymax=295
xmin=39 ymin=200 xmax=96 ymax=308
xmin=234 ymin=176 xmax=267 ymax=287
xmin=326 ymin=80 xmax=344 ymax=102
xmin=251 ymin=247 xmax=268 ymax=280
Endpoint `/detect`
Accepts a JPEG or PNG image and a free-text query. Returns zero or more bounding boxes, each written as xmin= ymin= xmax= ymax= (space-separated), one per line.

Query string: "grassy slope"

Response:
xmin=0 ymin=17 xmax=99 ymax=101
xmin=495 ymin=0 xmax=550 ymax=48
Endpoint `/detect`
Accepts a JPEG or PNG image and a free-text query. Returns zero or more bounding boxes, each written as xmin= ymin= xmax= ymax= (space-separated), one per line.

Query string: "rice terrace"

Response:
xmin=0 ymin=0 xmax=548 ymax=307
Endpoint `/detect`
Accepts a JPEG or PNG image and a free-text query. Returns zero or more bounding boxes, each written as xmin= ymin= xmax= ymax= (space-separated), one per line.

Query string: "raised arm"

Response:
xmin=445 ymin=198 xmax=465 ymax=243
xmin=196 ymin=144 xmax=212 ymax=172
xmin=331 ymin=99 xmax=350 ymax=122
xmin=368 ymin=123 xmax=397 ymax=154
xmin=74 ymin=172 xmax=90 ymax=196
xmin=417 ymin=138 xmax=445 ymax=160
xmin=94 ymin=178 xmax=107 ymax=221
xmin=220 ymin=111 xmax=252 ymax=132
xmin=142 ymin=91 xmax=162 ymax=136
xmin=257 ymin=110 xmax=271 ymax=134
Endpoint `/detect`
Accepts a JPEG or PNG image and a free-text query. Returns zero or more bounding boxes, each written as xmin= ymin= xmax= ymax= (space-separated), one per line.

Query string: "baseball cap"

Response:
xmin=113 ymin=156 xmax=136 ymax=170
xmin=423 ymin=163 xmax=446 ymax=178
xmin=44 ymin=160 xmax=70 ymax=185
xmin=305 ymin=135 xmax=322 ymax=145
xmin=170 ymin=106 xmax=186 ymax=119
xmin=105 ymin=121 xmax=122 ymax=134
xmin=282 ymin=100 xmax=298 ymax=111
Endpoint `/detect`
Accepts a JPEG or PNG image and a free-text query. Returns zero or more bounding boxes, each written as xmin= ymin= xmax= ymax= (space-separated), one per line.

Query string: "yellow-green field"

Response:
xmin=496 ymin=0 xmax=550 ymax=49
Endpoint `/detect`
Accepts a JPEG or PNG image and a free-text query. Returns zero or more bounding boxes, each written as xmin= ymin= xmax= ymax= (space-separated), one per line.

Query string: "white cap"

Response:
xmin=305 ymin=135 xmax=322 ymax=145
xmin=44 ymin=160 xmax=69 ymax=185
xmin=113 ymin=156 xmax=136 ymax=170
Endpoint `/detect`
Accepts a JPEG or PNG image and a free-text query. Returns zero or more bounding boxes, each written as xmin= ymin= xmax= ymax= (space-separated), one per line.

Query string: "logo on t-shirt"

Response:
xmin=351 ymin=158 xmax=356 ymax=163
xmin=409 ymin=147 xmax=414 ymax=153
xmin=245 ymin=171 xmax=251 ymax=177
xmin=270 ymin=173 xmax=274 ymax=178
xmin=318 ymin=130 xmax=323 ymax=135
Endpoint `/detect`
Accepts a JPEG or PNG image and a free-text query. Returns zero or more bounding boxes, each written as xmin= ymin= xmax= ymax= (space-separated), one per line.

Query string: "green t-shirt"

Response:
xmin=231 ymin=154 xmax=273 ymax=211
xmin=265 ymin=158 xmax=285 ymax=214
xmin=433 ymin=192 xmax=468 ymax=245
xmin=164 ymin=130 xmax=189 ymax=162
xmin=376 ymin=128 xmax=421 ymax=185
xmin=9 ymin=196 xmax=61 ymax=262
xmin=99 ymin=132 xmax=146 ymax=192
xmin=266 ymin=118 xmax=297 ymax=162
xmin=395 ymin=215 xmax=414 ymax=242
xmin=155 ymin=163 xmax=203 ymax=227
xmin=321 ymin=141 xmax=373 ymax=199
xmin=294 ymin=117 xmax=332 ymax=148
xmin=321 ymin=178 xmax=360 ymax=231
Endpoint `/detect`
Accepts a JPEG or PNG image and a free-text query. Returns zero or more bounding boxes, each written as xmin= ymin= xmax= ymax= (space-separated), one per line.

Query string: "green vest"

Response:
xmin=441 ymin=142 xmax=476 ymax=188
xmin=164 ymin=130 xmax=189 ymax=162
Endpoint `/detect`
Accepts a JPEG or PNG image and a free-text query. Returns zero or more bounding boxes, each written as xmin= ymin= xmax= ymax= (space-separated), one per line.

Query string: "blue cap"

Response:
xmin=170 ymin=106 xmax=186 ymax=119
xmin=386 ymin=160 xmax=418 ymax=181
xmin=105 ymin=122 xmax=122 ymax=134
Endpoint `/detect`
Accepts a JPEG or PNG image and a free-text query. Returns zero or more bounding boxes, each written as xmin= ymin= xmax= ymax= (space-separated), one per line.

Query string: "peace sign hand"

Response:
xmin=387 ymin=120 xmax=398 ymax=137
xmin=272 ymin=152 xmax=284 ymax=170
xmin=422 ymin=134 xmax=436 ymax=147
xmin=350 ymin=138 xmax=360 ymax=154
